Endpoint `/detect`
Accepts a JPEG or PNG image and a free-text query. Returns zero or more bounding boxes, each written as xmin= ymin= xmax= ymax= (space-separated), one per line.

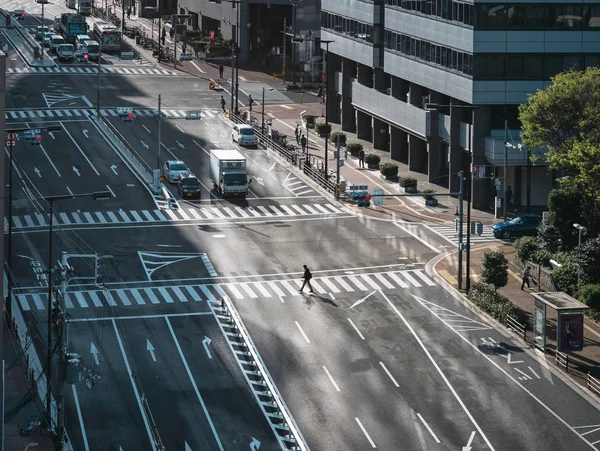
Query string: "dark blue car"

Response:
xmin=492 ymin=214 xmax=541 ymax=239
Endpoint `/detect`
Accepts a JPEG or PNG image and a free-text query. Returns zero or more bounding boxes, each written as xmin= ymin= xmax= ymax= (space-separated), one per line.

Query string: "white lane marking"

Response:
xmin=72 ymin=385 xmax=90 ymax=451
xmin=528 ymin=366 xmax=541 ymax=379
xmin=382 ymin=291 xmax=496 ymax=451
xmin=295 ymin=321 xmax=311 ymax=344
xmin=347 ymin=318 xmax=365 ymax=340
xmin=106 ymin=185 xmax=116 ymax=198
xmin=379 ymin=362 xmax=400 ymax=388
xmin=416 ymin=413 xmax=441 ymax=444
xmin=355 ymin=418 xmax=376 ymax=448
xmin=175 ymin=124 xmax=185 ymax=133
xmin=394 ymin=222 xmax=441 ymax=253
xmin=40 ymin=144 xmax=62 ymax=177
xmin=142 ymin=124 xmax=151 ymax=133
xmin=61 ymin=122 xmax=100 ymax=175
xmin=165 ymin=317 xmax=224 ymax=451
xmin=322 ymin=366 xmax=341 ymax=392
xmin=191 ymin=61 xmax=206 ymax=73
xmin=112 ymin=319 xmax=159 ymax=451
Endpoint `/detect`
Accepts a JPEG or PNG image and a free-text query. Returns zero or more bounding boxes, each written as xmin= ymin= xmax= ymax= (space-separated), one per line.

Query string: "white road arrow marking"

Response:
xmin=254 ymin=177 xmax=265 ymax=186
xmin=49 ymin=132 xmax=55 ymax=139
xmin=462 ymin=431 xmax=476 ymax=451
xmin=175 ymin=140 xmax=185 ymax=149
xmin=111 ymin=165 xmax=118 ymax=175
xmin=250 ymin=437 xmax=261 ymax=450
xmin=16 ymin=254 xmax=34 ymax=260
xmin=349 ymin=290 xmax=376 ymax=309
xmin=503 ymin=352 xmax=524 ymax=365
xmin=34 ymin=167 xmax=41 ymax=177
xmin=73 ymin=166 xmax=80 ymax=176
xmin=185 ymin=442 xmax=192 ymax=451
xmin=146 ymin=339 xmax=156 ymax=362
xmin=90 ymin=342 xmax=99 ymax=365
xmin=140 ymin=140 xmax=149 ymax=149
xmin=269 ymin=162 xmax=276 ymax=172
xmin=202 ymin=336 xmax=212 ymax=359
xmin=82 ymin=129 xmax=89 ymax=138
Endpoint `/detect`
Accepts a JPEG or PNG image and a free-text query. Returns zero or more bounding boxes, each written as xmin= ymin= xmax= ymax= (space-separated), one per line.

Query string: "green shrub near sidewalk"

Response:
xmin=330 ymin=131 xmax=346 ymax=146
xmin=481 ymin=250 xmax=508 ymax=289
xmin=380 ymin=162 xmax=399 ymax=177
xmin=514 ymin=236 xmax=541 ymax=262
xmin=468 ymin=282 xmax=528 ymax=325
xmin=364 ymin=153 xmax=381 ymax=165
xmin=579 ymin=284 xmax=600 ymax=320
xmin=346 ymin=142 xmax=363 ymax=156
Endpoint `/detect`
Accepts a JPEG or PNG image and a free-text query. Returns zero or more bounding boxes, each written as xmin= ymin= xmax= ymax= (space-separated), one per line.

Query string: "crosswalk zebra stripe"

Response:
xmin=226 ymin=284 xmax=244 ymax=300
xmin=321 ymin=277 xmax=342 ymax=293
xmin=252 ymin=282 xmax=271 ymax=297
xmin=280 ymin=280 xmax=300 ymax=295
xmin=200 ymin=285 xmax=216 ymax=301
xmin=171 ymin=286 xmax=188 ymax=303
xmin=361 ymin=274 xmax=381 ymax=290
xmin=374 ymin=273 xmax=395 ymax=289
xmin=348 ymin=275 xmax=368 ymax=291
xmin=402 ymin=272 xmax=421 ymax=287
xmin=184 ymin=286 xmax=202 ymax=301
xmin=388 ymin=272 xmax=409 ymax=288
xmin=267 ymin=281 xmax=285 ymax=297
xmin=106 ymin=211 xmax=119 ymax=222
xmin=239 ymin=283 xmax=258 ymax=298
xmin=309 ymin=279 xmax=326 ymax=294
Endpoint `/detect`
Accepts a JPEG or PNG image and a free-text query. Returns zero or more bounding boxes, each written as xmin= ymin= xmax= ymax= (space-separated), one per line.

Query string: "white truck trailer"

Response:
xmin=209 ymin=149 xmax=251 ymax=198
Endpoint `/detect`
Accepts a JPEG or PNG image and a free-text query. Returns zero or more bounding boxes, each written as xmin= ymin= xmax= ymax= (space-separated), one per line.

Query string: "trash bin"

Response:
xmin=135 ymin=35 xmax=141 ymax=45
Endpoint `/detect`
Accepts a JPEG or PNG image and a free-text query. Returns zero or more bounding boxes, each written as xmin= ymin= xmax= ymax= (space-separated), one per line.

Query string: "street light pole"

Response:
xmin=96 ymin=40 xmax=102 ymax=116
xmin=234 ymin=0 xmax=240 ymax=115
xmin=261 ymin=86 xmax=265 ymax=134
xmin=157 ymin=94 xmax=162 ymax=171
xmin=466 ymin=109 xmax=474 ymax=293
xmin=503 ymin=119 xmax=508 ymax=222
xmin=6 ymin=139 xmax=14 ymax=322
xmin=45 ymin=198 xmax=56 ymax=425
xmin=289 ymin=0 xmax=304 ymax=86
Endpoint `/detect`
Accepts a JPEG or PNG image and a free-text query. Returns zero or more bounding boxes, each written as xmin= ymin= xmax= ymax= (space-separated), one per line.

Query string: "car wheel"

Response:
xmin=501 ymin=230 xmax=511 ymax=239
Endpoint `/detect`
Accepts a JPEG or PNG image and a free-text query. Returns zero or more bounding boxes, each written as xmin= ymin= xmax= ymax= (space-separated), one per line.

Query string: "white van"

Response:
xmin=83 ymin=39 xmax=100 ymax=60
xmin=50 ymin=35 xmax=66 ymax=53
xmin=57 ymin=43 xmax=74 ymax=61
xmin=232 ymin=124 xmax=258 ymax=146
xmin=75 ymin=34 xmax=91 ymax=46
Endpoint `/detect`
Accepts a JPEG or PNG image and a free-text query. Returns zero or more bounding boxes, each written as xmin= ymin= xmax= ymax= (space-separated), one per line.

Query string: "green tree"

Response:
xmin=538 ymin=184 xmax=587 ymax=251
xmin=519 ymin=68 xmax=600 ymax=199
xmin=480 ymin=250 xmax=509 ymax=289
xmin=573 ymin=237 xmax=600 ymax=285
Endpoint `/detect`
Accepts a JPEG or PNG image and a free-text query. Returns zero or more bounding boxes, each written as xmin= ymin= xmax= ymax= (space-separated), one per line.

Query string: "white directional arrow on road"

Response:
xmin=49 ymin=132 xmax=55 ymax=139
xmin=269 ymin=162 xmax=276 ymax=172
xmin=73 ymin=166 xmax=80 ymax=176
xmin=250 ymin=437 xmax=261 ymax=450
xmin=349 ymin=290 xmax=376 ymax=309
xmin=175 ymin=140 xmax=185 ymax=149
xmin=119 ymin=447 xmax=123 ymax=451
xmin=34 ymin=167 xmax=41 ymax=177
xmin=90 ymin=342 xmax=99 ymax=365
xmin=140 ymin=140 xmax=149 ymax=149
xmin=462 ymin=431 xmax=476 ymax=451
xmin=202 ymin=336 xmax=212 ymax=359
xmin=111 ymin=165 xmax=118 ymax=175
xmin=16 ymin=254 xmax=34 ymax=260
xmin=82 ymin=129 xmax=89 ymax=138
xmin=185 ymin=442 xmax=192 ymax=451
xmin=254 ymin=177 xmax=265 ymax=186
xmin=146 ymin=339 xmax=157 ymax=362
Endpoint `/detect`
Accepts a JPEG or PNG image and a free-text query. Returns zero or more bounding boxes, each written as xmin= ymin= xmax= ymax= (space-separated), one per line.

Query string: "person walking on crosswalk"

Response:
xmin=299 ymin=265 xmax=314 ymax=293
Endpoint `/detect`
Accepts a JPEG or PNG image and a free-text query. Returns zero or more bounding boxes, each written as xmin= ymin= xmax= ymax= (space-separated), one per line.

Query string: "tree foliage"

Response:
xmin=573 ymin=237 xmax=600 ymax=285
xmin=481 ymin=250 xmax=509 ymax=289
xmin=519 ymin=68 xmax=600 ymax=198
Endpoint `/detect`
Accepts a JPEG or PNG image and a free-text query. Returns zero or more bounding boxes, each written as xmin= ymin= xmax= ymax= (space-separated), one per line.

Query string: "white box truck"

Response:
xmin=209 ymin=149 xmax=251 ymax=198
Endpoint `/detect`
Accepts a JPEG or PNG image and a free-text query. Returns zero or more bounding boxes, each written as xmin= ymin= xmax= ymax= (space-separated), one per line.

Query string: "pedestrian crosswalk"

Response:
xmin=283 ymin=174 xmax=316 ymax=197
xmin=15 ymin=269 xmax=436 ymax=311
xmin=5 ymin=108 xmax=219 ymax=120
xmin=4 ymin=202 xmax=347 ymax=230
xmin=6 ymin=66 xmax=181 ymax=76
xmin=428 ymin=223 xmax=496 ymax=245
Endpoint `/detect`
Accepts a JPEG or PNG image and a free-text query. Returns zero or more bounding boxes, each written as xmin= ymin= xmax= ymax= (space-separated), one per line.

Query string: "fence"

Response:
xmin=522 ymin=260 xmax=558 ymax=292
xmin=555 ymin=349 xmax=569 ymax=373
xmin=588 ymin=372 xmax=600 ymax=397
xmin=506 ymin=314 xmax=527 ymax=342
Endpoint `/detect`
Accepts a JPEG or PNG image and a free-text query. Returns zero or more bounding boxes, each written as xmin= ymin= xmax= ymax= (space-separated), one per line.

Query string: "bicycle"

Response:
xmin=19 ymin=416 xmax=50 ymax=436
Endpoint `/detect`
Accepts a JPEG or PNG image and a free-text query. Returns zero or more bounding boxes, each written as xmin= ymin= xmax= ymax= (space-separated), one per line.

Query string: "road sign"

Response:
xmin=153 ymin=169 xmax=161 ymax=192
xmin=209 ymin=30 xmax=215 ymax=41
xmin=372 ymin=187 xmax=384 ymax=206
xmin=5 ymin=132 xmax=17 ymax=145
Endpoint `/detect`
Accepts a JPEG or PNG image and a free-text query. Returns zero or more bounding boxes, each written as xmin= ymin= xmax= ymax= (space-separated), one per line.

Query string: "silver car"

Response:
xmin=163 ymin=160 xmax=189 ymax=183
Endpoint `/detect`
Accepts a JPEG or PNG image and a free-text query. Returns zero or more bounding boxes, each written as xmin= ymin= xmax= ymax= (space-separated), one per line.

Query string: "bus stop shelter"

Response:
xmin=531 ymin=291 xmax=589 ymax=353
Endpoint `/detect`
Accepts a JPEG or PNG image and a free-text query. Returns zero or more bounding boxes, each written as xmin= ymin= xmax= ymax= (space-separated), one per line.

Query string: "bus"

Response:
xmin=75 ymin=0 xmax=92 ymax=15
xmin=93 ymin=22 xmax=121 ymax=51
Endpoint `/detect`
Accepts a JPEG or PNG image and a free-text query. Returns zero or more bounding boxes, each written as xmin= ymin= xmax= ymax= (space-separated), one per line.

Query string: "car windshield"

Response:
xmin=182 ymin=178 xmax=199 ymax=187
xmin=170 ymin=163 xmax=187 ymax=171
xmin=224 ymin=173 xmax=248 ymax=185
xmin=509 ymin=217 xmax=522 ymax=225
xmin=240 ymin=128 xmax=255 ymax=136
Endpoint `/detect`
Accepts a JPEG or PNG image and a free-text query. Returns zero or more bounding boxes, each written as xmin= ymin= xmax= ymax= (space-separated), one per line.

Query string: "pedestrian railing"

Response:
xmin=588 ymin=372 xmax=600 ymax=397
xmin=555 ymin=349 xmax=570 ymax=373
xmin=506 ymin=315 xmax=527 ymax=342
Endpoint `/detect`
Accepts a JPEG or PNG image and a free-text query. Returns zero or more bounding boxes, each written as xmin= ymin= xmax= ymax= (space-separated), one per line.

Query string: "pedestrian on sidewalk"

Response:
xmin=182 ymin=42 xmax=187 ymax=54
xmin=299 ymin=265 xmax=314 ymax=293
xmin=358 ymin=148 xmax=365 ymax=168
xmin=300 ymin=134 xmax=307 ymax=153
xmin=295 ymin=124 xmax=301 ymax=144
xmin=219 ymin=64 xmax=224 ymax=79
xmin=126 ymin=6 xmax=131 ymax=19
xmin=161 ymin=28 xmax=166 ymax=45
xmin=248 ymin=95 xmax=254 ymax=112
xmin=220 ymin=95 xmax=226 ymax=113
xmin=521 ymin=266 xmax=531 ymax=290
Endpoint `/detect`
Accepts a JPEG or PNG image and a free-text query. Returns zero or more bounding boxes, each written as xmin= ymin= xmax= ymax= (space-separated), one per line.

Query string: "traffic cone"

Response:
xmin=454 ymin=205 xmax=459 ymax=216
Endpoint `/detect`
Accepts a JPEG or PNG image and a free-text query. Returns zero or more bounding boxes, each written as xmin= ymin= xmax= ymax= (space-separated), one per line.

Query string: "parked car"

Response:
xmin=177 ymin=173 xmax=201 ymax=199
xmin=43 ymin=32 xmax=54 ymax=47
xmin=232 ymin=124 xmax=258 ymax=147
xmin=163 ymin=160 xmax=189 ymax=183
xmin=492 ymin=214 xmax=541 ymax=239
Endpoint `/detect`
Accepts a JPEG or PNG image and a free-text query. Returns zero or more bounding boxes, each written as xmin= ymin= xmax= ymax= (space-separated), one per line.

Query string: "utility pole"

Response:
xmin=282 ymin=16 xmax=286 ymax=78
xmin=466 ymin=110 xmax=474 ymax=293
xmin=156 ymin=94 xmax=162 ymax=172
xmin=55 ymin=252 xmax=69 ymax=450
xmin=6 ymin=138 xmax=14 ymax=321
xmin=458 ymin=170 xmax=464 ymax=291
xmin=157 ymin=10 xmax=162 ymax=63
xmin=96 ymin=40 xmax=102 ymax=117
xmin=234 ymin=0 xmax=240 ymax=115
xmin=46 ymin=199 xmax=56 ymax=424
xmin=503 ymin=119 xmax=508 ymax=222
xmin=335 ymin=134 xmax=341 ymax=200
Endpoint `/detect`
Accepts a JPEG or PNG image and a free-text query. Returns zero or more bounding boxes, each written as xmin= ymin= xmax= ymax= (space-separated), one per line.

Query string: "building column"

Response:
xmin=449 ymin=105 xmax=463 ymax=195
xmin=427 ymin=110 xmax=441 ymax=185
xmin=341 ymin=58 xmax=356 ymax=133
xmin=373 ymin=118 xmax=388 ymax=151
xmin=472 ymin=106 xmax=492 ymax=210
xmin=391 ymin=127 xmax=408 ymax=163
xmin=408 ymin=135 xmax=427 ymax=174
xmin=328 ymin=55 xmax=342 ymax=124
xmin=356 ymin=110 xmax=372 ymax=141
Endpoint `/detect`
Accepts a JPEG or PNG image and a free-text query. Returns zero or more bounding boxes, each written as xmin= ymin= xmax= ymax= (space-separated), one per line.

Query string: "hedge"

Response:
xmin=315 ymin=123 xmax=331 ymax=134
xmin=399 ymin=176 xmax=417 ymax=187
xmin=380 ymin=163 xmax=399 ymax=177
xmin=346 ymin=142 xmax=363 ymax=156
xmin=468 ymin=282 xmax=528 ymax=325
xmin=330 ymin=131 xmax=346 ymax=146
xmin=364 ymin=153 xmax=381 ymax=165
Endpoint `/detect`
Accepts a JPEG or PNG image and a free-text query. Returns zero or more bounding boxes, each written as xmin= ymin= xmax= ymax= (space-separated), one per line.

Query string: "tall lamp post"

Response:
xmin=261 ymin=87 xmax=274 ymax=134
xmin=314 ymin=38 xmax=333 ymax=186
xmin=42 ymin=191 xmax=112 ymax=448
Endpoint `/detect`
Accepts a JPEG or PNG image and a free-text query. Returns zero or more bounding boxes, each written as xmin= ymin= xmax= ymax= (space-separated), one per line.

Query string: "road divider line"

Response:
xmin=72 ymin=385 xmax=90 ymax=451
xmin=190 ymin=61 xmax=205 ymax=73
xmin=105 ymin=184 xmax=116 ymax=198
xmin=40 ymin=144 xmax=62 ymax=177
xmin=347 ymin=318 xmax=365 ymax=340
xmin=60 ymin=122 xmax=101 ymax=175
xmin=379 ymin=362 xmax=399 ymax=388
xmin=165 ymin=317 xmax=224 ymax=451
xmin=111 ymin=319 xmax=159 ymax=451
xmin=394 ymin=222 xmax=441 ymax=254
xmin=416 ymin=413 xmax=441 ymax=444
xmin=295 ymin=321 xmax=311 ymax=344
xmin=322 ymin=366 xmax=341 ymax=392
xmin=355 ymin=418 xmax=376 ymax=448
xmin=142 ymin=124 xmax=151 ymax=133
xmin=175 ymin=124 xmax=185 ymax=133
xmin=381 ymin=291 xmax=495 ymax=450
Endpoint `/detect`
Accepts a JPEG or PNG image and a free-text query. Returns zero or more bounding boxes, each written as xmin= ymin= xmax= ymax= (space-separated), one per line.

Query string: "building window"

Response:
xmin=322 ymin=11 xmax=374 ymax=44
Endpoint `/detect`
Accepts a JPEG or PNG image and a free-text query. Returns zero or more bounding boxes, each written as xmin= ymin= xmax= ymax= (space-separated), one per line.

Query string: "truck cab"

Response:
xmin=57 ymin=43 xmax=74 ymax=61
xmin=50 ymin=35 xmax=66 ymax=53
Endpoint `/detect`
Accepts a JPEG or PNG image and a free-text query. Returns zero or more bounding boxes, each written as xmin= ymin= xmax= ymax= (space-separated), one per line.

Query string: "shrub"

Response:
xmin=330 ymin=131 xmax=346 ymax=146
xmin=573 ymin=237 xmax=600 ymax=284
xmin=552 ymin=251 xmax=573 ymax=266
xmin=200 ymin=36 xmax=211 ymax=42
xmin=183 ymin=30 xmax=200 ymax=41
xmin=303 ymin=115 xmax=316 ymax=125
xmin=531 ymin=249 xmax=553 ymax=267
xmin=468 ymin=282 xmax=528 ymax=325
xmin=346 ymin=142 xmax=363 ymax=157
xmin=315 ymin=123 xmax=331 ymax=135
xmin=420 ymin=188 xmax=436 ymax=201
xmin=481 ymin=250 xmax=509 ymax=289
xmin=399 ymin=176 xmax=418 ymax=187
xmin=552 ymin=262 xmax=579 ymax=296
xmin=579 ymin=284 xmax=600 ymax=310
xmin=380 ymin=163 xmax=399 ymax=177
xmin=514 ymin=236 xmax=540 ymax=263
xmin=364 ymin=153 xmax=381 ymax=165
xmin=222 ymin=39 xmax=233 ymax=48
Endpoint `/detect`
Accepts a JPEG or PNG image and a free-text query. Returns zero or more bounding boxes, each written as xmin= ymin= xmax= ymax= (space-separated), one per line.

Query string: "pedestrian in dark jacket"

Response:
xmin=521 ymin=266 xmax=531 ymax=290
xmin=358 ymin=149 xmax=365 ymax=168
xmin=299 ymin=265 xmax=313 ymax=293
xmin=219 ymin=64 xmax=224 ymax=79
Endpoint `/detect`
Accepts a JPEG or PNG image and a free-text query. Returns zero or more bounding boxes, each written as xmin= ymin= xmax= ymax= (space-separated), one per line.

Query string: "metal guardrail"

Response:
xmin=588 ymin=372 xmax=600 ymax=396
xmin=556 ymin=349 xmax=569 ymax=373
xmin=506 ymin=315 xmax=527 ymax=342
xmin=215 ymin=296 xmax=310 ymax=451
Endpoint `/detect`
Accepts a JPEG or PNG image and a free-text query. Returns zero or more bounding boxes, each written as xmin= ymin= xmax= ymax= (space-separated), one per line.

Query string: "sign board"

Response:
xmin=558 ymin=313 xmax=584 ymax=352
xmin=372 ymin=187 xmax=384 ymax=206
xmin=348 ymin=185 xmax=368 ymax=191
xmin=117 ymin=107 xmax=133 ymax=116
xmin=5 ymin=132 xmax=17 ymax=145
xmin=152 ymin=169 xmax=161 ymax=192
xmin=209 ymin=30 xmax=215 ymax=41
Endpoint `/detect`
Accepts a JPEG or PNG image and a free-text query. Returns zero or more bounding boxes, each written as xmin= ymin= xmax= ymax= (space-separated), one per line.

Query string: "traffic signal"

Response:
xmin=83 ymin=53 xmax=88 ymax=62
xmin=357 ymin=194 xmax=371 ymax=208
xmin=472 ymin=165 xmax=486 ymax=178
xmin=24 ymin=130 xmax=42 ymax=145
xmin=123 ymin=113 xmax=134 ymax=123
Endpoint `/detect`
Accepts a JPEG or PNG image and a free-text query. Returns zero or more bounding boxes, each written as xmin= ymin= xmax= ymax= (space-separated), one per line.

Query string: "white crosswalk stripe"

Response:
xmin=428 ymin=224 xmax=496 ymax=245
xmin=6 ymin=66 xmax=181 ymax=76
xmin=5 ymin=108 xmax=218 ymax=120
xmin=15 ymin=269 xmax=435 ymax=310
xmin=283 ymin=174 xmax=316 ymax=197
xmin=5 ymin=202 xmax=346 ymax=230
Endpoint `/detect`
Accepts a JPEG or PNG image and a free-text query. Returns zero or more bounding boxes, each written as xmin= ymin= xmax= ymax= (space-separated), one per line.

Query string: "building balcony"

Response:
xmin=484 ymin=135 xmax=548 ymax=167
xmin=322 ymin=30 xmax=381 ymax=68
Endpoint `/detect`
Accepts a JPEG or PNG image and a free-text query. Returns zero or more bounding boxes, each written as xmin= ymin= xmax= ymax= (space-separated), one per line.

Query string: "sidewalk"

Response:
xmin=435 ymin=244 xmax=600 ymax=384
xmin=0 ymin=10 xmax=55 ymax=67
